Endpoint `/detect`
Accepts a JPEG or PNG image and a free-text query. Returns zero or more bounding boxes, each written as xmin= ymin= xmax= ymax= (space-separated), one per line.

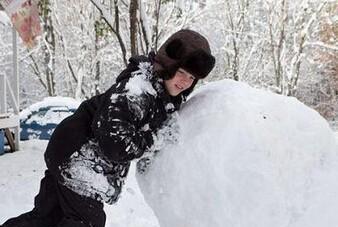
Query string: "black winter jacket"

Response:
xmin=44 ymin=55 xmax=178 ymax=204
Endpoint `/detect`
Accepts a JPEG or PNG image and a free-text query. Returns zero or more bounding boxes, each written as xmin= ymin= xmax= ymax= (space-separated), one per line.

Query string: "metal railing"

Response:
xmin=0 ymin=27 xmax=20 ymax=151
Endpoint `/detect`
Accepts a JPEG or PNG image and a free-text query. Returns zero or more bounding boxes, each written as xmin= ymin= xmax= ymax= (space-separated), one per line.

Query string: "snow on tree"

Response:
xmin=0 ymin=0 xmax=336 ymax=125
xmin=191 ymin=0 xmax=337 ymax=124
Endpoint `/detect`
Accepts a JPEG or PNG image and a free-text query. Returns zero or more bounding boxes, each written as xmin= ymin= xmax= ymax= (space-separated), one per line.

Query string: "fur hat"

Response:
xmin=154 ymin=29 xmax=215 ymax=80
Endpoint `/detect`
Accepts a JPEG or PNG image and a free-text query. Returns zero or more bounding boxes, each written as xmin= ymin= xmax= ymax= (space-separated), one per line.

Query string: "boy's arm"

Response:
xmin=92 ymin=93 xmax=153 ymax=163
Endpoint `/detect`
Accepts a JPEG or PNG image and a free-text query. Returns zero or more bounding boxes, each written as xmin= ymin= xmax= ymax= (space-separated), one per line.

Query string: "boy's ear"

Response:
xmin=165 ymin=39 xmax=185 ymax=60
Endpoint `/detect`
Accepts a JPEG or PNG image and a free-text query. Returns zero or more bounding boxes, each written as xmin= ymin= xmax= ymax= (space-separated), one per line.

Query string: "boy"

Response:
xmin=2 ymin=29 xmax=215 ymax=227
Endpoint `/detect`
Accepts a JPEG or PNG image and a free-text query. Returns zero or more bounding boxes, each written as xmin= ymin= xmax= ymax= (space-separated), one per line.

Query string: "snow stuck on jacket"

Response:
xmin=59 ymin=140 xmax=123 ymax=204
xmin=110 ymin=62 xmax=156 ymax=104
xmin=110 ymin=61 xmax=157 ymax=120
xmin=136 ymin=79 xmax=338 ymax=227
xmin=126 ymin=62 xmax=157 ymax=97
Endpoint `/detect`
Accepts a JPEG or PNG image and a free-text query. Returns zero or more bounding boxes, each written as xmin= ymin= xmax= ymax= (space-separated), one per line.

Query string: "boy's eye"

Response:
xmin=177 ymin=69 xmax=195 ymax=80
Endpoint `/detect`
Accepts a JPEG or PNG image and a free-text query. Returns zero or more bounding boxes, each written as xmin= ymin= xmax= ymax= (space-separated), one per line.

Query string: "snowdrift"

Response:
xmin=136 ymin=79 xmax=338 ymax=227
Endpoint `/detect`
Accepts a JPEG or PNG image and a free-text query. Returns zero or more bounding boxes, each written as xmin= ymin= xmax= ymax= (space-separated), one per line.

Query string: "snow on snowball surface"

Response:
xmin=136 ymin=79 xmax=338 ymax=227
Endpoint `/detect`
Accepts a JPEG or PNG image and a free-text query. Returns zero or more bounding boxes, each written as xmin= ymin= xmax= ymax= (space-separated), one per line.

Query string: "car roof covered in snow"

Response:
xmin=20 ymin=96 xmax=81 ymax=120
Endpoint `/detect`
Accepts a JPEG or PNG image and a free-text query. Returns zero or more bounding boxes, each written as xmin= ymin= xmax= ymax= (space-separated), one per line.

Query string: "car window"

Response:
xmin=44 ymin=108 xmax=73 ymax=124
xmin=25 ymin=106 xmax=74 ymax=126
xmin=25 ymin=111 xmax=47 ymax=125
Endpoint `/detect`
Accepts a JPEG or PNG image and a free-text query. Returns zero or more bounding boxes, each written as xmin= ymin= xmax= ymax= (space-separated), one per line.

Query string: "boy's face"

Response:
xmin=164 ymin=68 xmax=196 ymax=96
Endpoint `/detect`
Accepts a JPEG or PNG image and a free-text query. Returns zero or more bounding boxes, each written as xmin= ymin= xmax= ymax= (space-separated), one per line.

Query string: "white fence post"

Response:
xmin=12 ymin=27 xmax=20 ymax=150
xmin=0 ymin=15 xmax=20 ymax=152
xmin=0 ymin=73 xmax=6 ymax=114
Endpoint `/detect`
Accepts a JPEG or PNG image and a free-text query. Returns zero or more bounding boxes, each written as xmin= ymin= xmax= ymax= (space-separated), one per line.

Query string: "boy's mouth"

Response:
xmin=175 ymin=84 xmax=183 ymax=90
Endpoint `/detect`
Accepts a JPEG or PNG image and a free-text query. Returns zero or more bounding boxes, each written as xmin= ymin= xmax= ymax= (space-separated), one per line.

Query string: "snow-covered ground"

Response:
xmin=0 ymin=140 xmax=159 ymax=227
xmin=1 ymin=79 xmax=337 ymax=226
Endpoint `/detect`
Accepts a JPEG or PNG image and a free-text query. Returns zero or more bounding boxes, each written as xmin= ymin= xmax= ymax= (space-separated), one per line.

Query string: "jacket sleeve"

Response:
xmin=92 ymin=92 xmax=154 ymax=163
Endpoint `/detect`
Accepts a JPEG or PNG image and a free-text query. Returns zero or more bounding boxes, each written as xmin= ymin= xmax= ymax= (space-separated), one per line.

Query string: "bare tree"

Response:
xmin=40 ymin=0 xmax=56 ymax=96
xmin=129 ymin=0 xmax=138 ymax=56
xmin=267 ymin=0 xmax=287 ymax=93
xmin=287 ymin=2 xmax=327 ymax=96
xmin=151 ymin=0 xmax=161 ymax=50
xmin=89 ymin=0 xmax=128 ymax=66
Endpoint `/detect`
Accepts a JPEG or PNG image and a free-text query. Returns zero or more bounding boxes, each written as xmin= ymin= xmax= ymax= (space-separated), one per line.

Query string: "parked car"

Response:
xmin=20 ymin=97 xmax=81 ymax=140
xmin=0 ymin=129 xmax=4 ymax=155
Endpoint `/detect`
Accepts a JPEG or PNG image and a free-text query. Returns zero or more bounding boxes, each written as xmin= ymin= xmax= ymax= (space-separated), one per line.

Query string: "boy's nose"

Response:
xmin=180 ymin=79 xmax=190 ymax=88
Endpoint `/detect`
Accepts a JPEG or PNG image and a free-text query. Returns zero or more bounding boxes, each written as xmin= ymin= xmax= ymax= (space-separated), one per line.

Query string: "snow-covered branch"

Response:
xmin=304 ymin=41 xmax=338 ymax=52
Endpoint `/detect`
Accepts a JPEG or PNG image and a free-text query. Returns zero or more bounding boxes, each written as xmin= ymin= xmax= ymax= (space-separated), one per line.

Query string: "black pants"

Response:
xmin=2 ymin=170 xmax=106 ymax=227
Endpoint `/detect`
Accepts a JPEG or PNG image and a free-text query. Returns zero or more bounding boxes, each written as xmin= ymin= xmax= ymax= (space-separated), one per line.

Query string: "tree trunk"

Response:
xmin=94 ymin=20 xmax=101 ymax=96
xmin=151 ymin=0 xmax=161 ymax=50
xmin=89 ymin=0 xmax=128 ymax=66
xmin=40 ymin=0 xmax=56 ymax=96
xmin=130 ymin=0 xmax=139 ymax=56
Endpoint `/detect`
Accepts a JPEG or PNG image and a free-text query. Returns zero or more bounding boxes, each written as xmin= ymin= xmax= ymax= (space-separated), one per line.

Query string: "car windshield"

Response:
xmin=25 ymin=106 xmax=74 ymax=125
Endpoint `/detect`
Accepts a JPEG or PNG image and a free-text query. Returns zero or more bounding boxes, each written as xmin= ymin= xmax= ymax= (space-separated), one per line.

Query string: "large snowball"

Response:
xmin=136 ymin=79 xmax=338 ymax=227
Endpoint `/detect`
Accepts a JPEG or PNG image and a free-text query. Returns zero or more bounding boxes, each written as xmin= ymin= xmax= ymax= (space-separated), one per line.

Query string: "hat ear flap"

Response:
xmin=165 ymin=39 xmax=185 ymax=60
